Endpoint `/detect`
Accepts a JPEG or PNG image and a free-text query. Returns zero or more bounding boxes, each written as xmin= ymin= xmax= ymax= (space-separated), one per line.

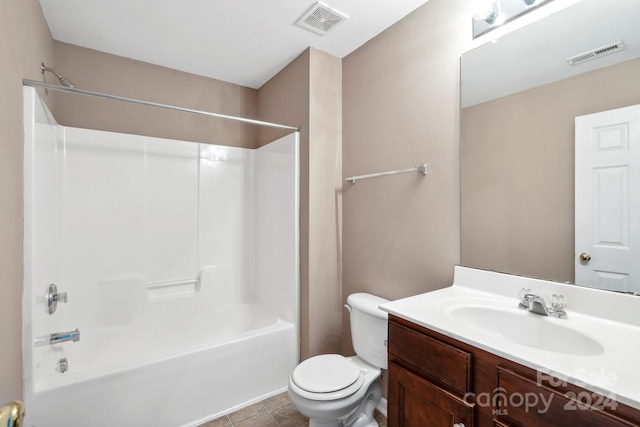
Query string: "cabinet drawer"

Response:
xmin=389 ymin=322 xmax=472 ymax=396
xmin=496 ymin=368 xmax=636 ymax=427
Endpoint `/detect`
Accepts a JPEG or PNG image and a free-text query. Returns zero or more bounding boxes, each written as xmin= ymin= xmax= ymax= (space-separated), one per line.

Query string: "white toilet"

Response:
xmin=288 ymin=293 xmax=389 ymax=427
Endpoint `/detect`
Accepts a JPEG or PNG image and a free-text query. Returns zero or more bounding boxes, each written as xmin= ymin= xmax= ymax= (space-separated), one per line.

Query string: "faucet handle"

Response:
xmin=551 ymin=294 xmax=568 ymax=311
xmin=518 ymin=288 xmax=532 ymax=309
xmin=56 ymin=291 xmax=68 ymax=303
xmin=47 ymin=283 xmax=68 ymax=315
xmin=518 ymin=288 xmax=532 ymax=302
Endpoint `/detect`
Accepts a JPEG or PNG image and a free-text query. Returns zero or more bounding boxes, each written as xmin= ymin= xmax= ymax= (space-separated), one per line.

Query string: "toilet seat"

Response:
xmin=290 ymin=355 xmax=365 ymax=401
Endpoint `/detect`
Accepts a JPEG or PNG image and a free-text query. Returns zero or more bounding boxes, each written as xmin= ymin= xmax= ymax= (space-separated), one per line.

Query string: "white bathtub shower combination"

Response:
xmin=22 ymin=87 xmax=300 ymax=427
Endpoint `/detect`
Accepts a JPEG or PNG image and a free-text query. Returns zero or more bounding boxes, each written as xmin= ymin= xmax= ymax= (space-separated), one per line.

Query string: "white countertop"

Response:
xmin=379 ymin=266 xmax=640 ymax=410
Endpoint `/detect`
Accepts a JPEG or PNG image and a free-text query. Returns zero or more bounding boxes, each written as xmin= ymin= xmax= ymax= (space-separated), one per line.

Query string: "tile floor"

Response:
xmin=198 ymin=391 xmax=387 ymax=427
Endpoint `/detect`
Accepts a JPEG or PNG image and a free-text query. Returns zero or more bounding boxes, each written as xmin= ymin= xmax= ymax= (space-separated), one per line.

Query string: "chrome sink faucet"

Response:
xmin=518 ymin=289 xmax=568 ymax=319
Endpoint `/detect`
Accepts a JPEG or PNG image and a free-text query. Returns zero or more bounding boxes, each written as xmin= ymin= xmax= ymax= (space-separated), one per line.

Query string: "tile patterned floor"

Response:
xmin=198 ymin=392 xmax=387 ymax=427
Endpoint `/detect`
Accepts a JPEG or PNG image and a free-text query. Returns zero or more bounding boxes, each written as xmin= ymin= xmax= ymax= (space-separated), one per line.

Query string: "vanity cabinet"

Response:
xmin=389 ymin=362 xmax=473 ymax=427
xmin=387 ymin=315 xmax=640 ymax=427
xmin=388 ymin=319 xmax=473 ymax=426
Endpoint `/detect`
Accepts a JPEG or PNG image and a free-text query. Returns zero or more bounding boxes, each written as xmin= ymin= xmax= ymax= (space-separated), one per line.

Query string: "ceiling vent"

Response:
xmin=566 ymin=41 xmax=627 ymax=66
xmin=296 ymin=2 xmax=348 ymax=36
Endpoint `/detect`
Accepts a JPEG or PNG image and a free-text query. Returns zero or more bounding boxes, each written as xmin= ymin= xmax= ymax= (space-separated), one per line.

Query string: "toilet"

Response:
xmin=288 ymin=293 xmax=389 ymax=427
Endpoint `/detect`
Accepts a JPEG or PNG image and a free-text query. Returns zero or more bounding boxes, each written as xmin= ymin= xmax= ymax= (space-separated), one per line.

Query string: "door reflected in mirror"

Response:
xmin=460 ymin=0 xmax=640 ymax=292
xmin=574 ymin=105 xmax=640 ymax=293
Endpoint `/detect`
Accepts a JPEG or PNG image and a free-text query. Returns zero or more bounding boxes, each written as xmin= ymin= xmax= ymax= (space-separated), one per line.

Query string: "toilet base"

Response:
xmin=307 ymin=381 xmax=381 ymax=427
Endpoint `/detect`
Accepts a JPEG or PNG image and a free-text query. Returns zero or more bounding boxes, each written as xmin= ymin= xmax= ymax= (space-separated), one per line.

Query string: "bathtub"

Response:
xmin=23 ymin=87 xmax=300 ymax=427
xmin=26 ymin=303 xmax=297 ymax=427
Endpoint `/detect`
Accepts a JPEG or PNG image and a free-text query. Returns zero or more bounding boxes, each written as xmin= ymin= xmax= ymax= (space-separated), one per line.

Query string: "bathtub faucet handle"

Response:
xmin=47 ymin=283 xmax=68 ymax=315
xmin=56 ymin=292 xmax=68 ymax=303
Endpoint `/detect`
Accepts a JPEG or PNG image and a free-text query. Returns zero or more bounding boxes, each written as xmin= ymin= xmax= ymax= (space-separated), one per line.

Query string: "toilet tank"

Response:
xmin=347 ymin=293 xmax=389 ymax=369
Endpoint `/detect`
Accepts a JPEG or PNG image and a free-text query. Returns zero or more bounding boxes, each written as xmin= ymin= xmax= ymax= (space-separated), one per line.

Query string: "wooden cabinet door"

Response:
xmin=389 ymin=362 xmax=473 ymax=427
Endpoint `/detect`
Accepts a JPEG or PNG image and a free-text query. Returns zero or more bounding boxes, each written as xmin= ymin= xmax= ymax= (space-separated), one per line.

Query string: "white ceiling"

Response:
xmin=38 ymin=0 xmax=430 ymax=89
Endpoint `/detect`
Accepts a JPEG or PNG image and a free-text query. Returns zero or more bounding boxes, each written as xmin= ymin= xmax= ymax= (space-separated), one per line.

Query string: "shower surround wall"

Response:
xmin=23 ymin=87 xmax=299 ymax=427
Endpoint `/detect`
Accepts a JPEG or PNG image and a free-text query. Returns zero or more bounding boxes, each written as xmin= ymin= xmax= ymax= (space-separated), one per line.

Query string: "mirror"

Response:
xmin=460 ymin=0 xmax=640 ymax=291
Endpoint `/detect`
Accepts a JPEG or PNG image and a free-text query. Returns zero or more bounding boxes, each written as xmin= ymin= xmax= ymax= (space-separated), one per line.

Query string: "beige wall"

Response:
xmin=307 ymin=50 xmax=343 ymax=356
xmin=258 ymin=48 xmax=343 ymax=359
xmin=53 ymin=42 xmax=259 ymax=148
xmin=342 ymin=0 xmax=470 ymax=355
xmin=0 ymin=0 xmax=55 ymax=404
xmin=461 ymin=58 xmax=640 ymax=283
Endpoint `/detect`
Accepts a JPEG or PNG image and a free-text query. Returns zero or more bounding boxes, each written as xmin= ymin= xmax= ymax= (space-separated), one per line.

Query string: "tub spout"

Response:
xmin=50 ymin=329 xmax=80 ymax=345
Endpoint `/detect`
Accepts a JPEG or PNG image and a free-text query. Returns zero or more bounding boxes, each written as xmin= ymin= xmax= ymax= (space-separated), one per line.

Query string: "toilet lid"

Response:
xmin=292 ymin=354 xmax=361 ymax=393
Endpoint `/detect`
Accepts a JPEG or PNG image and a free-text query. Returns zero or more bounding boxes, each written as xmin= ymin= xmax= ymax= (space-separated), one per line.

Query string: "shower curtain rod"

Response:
xmin=23 ymin=79 xmax=299 ymax=131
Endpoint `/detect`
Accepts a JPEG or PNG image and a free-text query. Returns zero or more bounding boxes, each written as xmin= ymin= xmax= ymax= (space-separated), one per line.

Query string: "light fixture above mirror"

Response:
xmin=473 ymin=0 xmax=554 ymax=38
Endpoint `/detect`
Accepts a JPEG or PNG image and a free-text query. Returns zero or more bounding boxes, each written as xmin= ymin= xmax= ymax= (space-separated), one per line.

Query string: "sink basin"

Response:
xmin=447 ymin=305 xmax=604 ymax=356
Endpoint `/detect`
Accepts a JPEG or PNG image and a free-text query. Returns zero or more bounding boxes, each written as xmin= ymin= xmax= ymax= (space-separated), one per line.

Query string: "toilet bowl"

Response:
xmin=288 ymin=293 xmax=389 ymax=427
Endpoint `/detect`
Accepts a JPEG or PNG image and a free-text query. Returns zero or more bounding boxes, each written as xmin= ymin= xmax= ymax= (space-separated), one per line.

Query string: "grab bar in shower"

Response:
xmin=345 ymin=163 xmax=427 ymax=184
xmin=50 ymin=329 xmax=80 ymax=345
